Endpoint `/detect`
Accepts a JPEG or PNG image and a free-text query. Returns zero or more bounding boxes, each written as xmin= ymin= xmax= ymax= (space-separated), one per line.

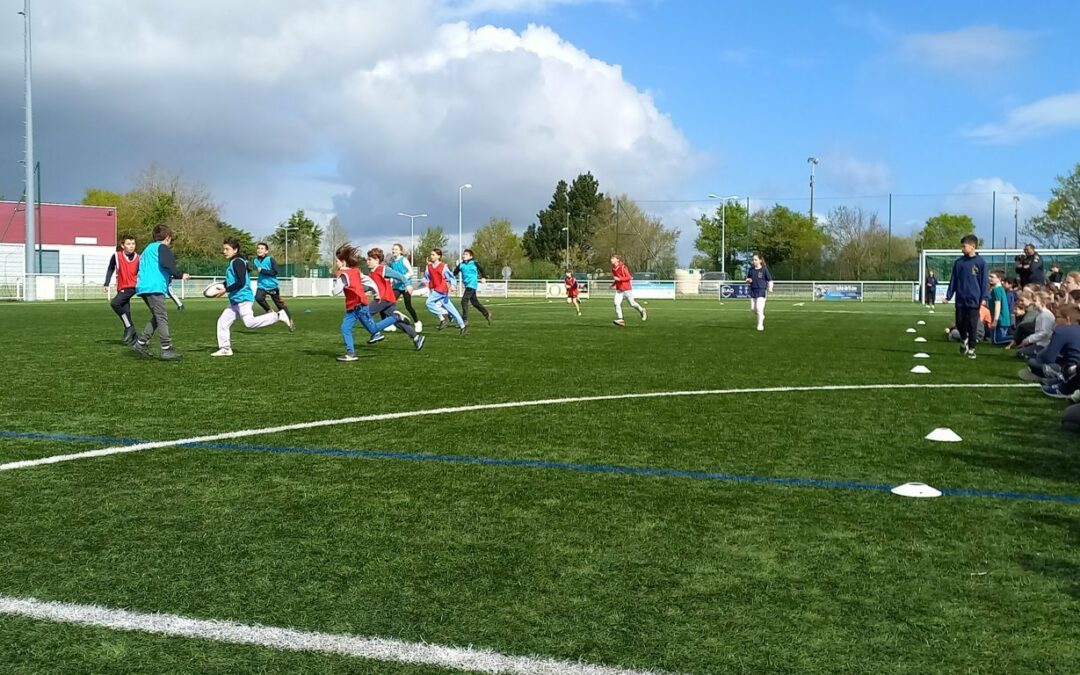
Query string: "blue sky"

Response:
xmin=471 ymin=0 xmax=1080 ymax=243
xmin=2 ymin=0 xmax=1078 ymax=260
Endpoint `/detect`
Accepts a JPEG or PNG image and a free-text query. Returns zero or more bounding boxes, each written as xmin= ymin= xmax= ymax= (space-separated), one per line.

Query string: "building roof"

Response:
xmin=0 ymin=201 xmax=117 ymax=247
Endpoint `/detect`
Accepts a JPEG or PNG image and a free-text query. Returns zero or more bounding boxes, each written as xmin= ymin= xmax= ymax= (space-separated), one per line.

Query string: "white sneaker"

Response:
xmin=757 ymin=325 xmax=764 ymax=331
xmin=415 ymin=321 xmax=423 ymax=333
xmin=278 ymin=310 xmax=294 ymax=330
xmin=641 ymin=308 xmax=648 ymax=321
xmin=385 ymin=325 xmax=398 ymax=332
xmin=211 ymin=348 xmax=233 ymax=357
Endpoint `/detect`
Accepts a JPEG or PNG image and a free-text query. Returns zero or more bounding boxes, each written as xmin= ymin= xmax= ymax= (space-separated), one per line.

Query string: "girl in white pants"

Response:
xmin=212 ymin=238 xmax=286 ymax=356
xmin=745 ymin=253 xmax=774 ymax=331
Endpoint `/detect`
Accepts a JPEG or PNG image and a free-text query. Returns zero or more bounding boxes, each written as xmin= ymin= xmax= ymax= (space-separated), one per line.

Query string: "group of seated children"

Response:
xmin=946 ymin=266 xmax=1080 ymax=431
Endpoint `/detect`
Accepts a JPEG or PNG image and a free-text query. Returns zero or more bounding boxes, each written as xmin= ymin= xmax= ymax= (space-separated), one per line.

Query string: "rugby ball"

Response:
xmin=202 ymin=282 xmax=226 ymax=298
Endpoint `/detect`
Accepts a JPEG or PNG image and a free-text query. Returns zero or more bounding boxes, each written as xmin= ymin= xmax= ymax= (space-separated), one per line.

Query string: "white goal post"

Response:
xmin=919 ymin=248 xmax=1080 ymax=302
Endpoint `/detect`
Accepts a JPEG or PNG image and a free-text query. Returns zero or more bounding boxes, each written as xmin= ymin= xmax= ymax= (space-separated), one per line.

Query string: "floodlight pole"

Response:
xmin=708 ymin=194 xmax=739 ymax=279
xmin=807 ymin=157 xmax=819 ymax=226
xmin=282 ymin=226 xmax=298 ymax=274
xmin=397 ymin=212 xmax=427 ymax=264
xmin=22 ymin=0 xmax=36 ymax=300
xmin=1013 ymin=195 xmax=1020 ymax=245
xmin=458 ymin=183 xmax=472 ymax=262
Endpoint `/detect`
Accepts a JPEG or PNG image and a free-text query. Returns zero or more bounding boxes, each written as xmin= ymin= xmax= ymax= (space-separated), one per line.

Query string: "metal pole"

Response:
xmin=565 ymin=211 xmax=570 ymax=269
xmin=458 ymin=189 xmax=463 ymax=262
xmin=22 ymin=0 xmax=36 ymax=300
xmin=284 ymin=229 xmax=289 ymax=272
xmin=746 ymin=196 xmax=751 ymax=257
xmin=1013 ymin=195 xmax=1019 ymax=246
xmin=887 ymin=193 xmax=892 ymax=279
xmin=720 ymin=200 xmax=726 ymax=279
xmin=807 ymin=157 xmax=818 ymax=225
xmin=615 ymin=198 xmax=620 ymax=251
xmin=991 ymin=190 xmax=996 ymax=251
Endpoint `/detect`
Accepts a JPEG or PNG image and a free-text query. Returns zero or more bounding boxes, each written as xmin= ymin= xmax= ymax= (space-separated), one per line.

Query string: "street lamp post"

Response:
xmin=21 ymin=0 xmax=36 ymax=300
xmin=708 ymin=194 xmax=739 ymax=279
xmin=397 ymin=212 xmax=428 ymax=262
xmin=458 ymin=183 xmax=472 ymax=262
xmin=807 ymin=157 xmax=819 ymax=224
xmin=1013 ymin=195 xmax=1020 ymax=247
xmin=282 ymin=226 xmax=299 ymax=275
xmin=561 ymin=226 xmax=570 ymax=270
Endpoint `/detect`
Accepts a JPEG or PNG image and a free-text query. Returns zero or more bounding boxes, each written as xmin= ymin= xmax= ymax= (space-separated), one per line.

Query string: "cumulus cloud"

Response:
xmin=821 ymin=155 xmax=891 ymax=195
xmin=0 ymin=0 xmax=692 ymax=250
xmin=944 ymin=178 xmax=1046 ymax=246
xmin=965 ymin=91 xmax=1080 ymax=143
xmin=900 ymin=25 xmax=1030 ymax=73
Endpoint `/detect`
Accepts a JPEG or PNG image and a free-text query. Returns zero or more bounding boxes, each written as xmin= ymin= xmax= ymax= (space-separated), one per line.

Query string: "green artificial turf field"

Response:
xmin=0 ymin=297 xmax=1077 ymax=673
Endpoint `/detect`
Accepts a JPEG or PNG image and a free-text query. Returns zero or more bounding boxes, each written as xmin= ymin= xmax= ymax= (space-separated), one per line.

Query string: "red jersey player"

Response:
xmin=564 ymin=269 xmax=582 ymax=316
xmin=610 ymin=254 xmax=646 ymax=326
xmin=103 ymin=234 xmax=140 ymax=344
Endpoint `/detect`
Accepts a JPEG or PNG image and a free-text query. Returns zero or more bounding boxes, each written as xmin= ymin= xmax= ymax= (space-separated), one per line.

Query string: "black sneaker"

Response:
xmin=437 ymin=317 xmax=450 ymax=331
xmin=959 ymin=345 xmax=968 ymax=355
xmin=122 ymin=327 xmax=137 ymax=345
xmin=459 ymin=323 xmax=469 ymax=337
xmin=414 ymin=335 xmax=426 ymax=351
xmin=367 ymin=333 xmax=385 ymax=345
xmin=485 ymin=312 xmax=492 ymax=325
xmin=160 ymin=347 xmax=183 ymax=361
xmin=131 ymin=341 xmax=152 ymax=359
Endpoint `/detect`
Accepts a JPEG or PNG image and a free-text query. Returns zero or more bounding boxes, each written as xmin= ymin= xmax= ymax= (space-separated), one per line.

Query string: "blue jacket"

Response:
xmin=389 ymin=256 xmax=413 ymax=291
xmin=946 ymin=254 xmax=988 ymax=308
xmin=135 ymin=241 xmax=180 ymax=296
xmin=454 ymin=259 xmax=485 ymax=290
xmin=225 ymin=257 xmax=254 ymax=304
xmin=253 ymin=255 xmax=279 ymax=291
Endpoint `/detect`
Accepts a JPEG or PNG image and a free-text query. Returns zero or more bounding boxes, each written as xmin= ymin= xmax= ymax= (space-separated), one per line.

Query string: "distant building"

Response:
xmin=0 ymin=201 xmax=118 ymax=283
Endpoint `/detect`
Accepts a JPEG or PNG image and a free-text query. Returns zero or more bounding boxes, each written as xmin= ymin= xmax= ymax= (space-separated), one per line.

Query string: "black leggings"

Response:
xmin=255 ymin=288 xmax=290 ymax=317
xmin=110 ymin=287 xmax=136 ymax=328
xmin=395 ymin=289 xmax=418 ymax=322
xmin=461 ymin=288 xmax=490 ymax=321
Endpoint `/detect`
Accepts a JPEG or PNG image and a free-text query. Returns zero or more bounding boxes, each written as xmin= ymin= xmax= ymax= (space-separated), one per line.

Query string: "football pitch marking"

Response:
xmin=0 ymin=382 xmax=1036 ymax=474
xmin=0 ymin=595 xmax=670 ymax=675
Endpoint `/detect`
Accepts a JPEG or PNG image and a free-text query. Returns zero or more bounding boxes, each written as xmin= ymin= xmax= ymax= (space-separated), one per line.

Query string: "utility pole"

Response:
xmin=807 ymin=157 xmax=819 ymax=225
xmin=21 ymin=0 xmax=36 ymax=300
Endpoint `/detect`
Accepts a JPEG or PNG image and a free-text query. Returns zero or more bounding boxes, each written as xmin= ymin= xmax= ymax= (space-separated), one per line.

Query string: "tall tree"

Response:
xmin=416 ymin=226 xmax=450 ymax=265
xmin=749 ymin=205 xmax=827 ymax=273
xmin=693 ymin=200 xmax=750 ymax=272
xmin=823 ymin=206 xmax=914 ymax=279
xmin=1028 ymin=163 xmax=1080 ymax=247
xmin=916 ymin=213 xmax=976 ymax=250
xmin=590 ymin=196 xmax=678 ymax=277
xmin=321 ymin=215 xmax=349 ymax=265
xmin=469 ymin=218 xmax=527 ymax=271
xmin=526 ymin=179 xmax=571 ymax=263
xmin=268 ymin=210 xmax=323 ymax=267
xmin=218 ymin=221 xmax=256 ymax=256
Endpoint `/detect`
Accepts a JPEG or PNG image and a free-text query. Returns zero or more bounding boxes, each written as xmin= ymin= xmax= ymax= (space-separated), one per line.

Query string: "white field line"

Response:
xmin=0 ymin=383 xmax=1035 ymax=473
xmin=0 ymin=595 xmax=671 ymax=675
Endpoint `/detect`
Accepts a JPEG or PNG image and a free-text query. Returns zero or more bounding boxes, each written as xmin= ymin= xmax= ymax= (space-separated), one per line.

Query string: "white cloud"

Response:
xmin=900 ymin=25 xmax=1030 ymax=73
xmin=442 ymin=0 xmax=617 ymax=16
xmin=965 ymin=92 xmax=1080 ymax=143
xmin=944 ymin=178 xmax=1046 ymax=247
xmin=0 ymin=1 xmax=693 ymax=249
xmin=821 ymin=155 xmax=891 ymax=195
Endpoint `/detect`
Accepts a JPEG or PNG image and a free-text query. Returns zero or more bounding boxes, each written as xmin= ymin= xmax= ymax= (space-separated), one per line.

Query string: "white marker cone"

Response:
xmin=891 ymin=482 xmax=942 ymax=498
xmin=906 ymin=328 xmax=917 ymax=333
xmin=913 ymin=353 xmax=930 ymax=359
xmin=910 ymin=365 xmax=931 ymax=374
xmin=917 ymin=320 xmax=926 ymax=326
xmin=925 ymin=427 xmax=962 ymax=442
xmin=914 ymin=337 xmax=927 ymax=343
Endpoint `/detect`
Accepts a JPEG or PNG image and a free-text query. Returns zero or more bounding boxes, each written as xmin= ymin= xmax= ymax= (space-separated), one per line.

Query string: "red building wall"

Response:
xmin=0 ymin=201 xmax=117 ymax=248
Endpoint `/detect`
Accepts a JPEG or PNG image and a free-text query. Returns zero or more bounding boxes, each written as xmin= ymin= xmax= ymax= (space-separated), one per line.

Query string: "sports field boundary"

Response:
xmin=0 ymin=595 xmax=671 ymax=675
xmin=0 ymin=382 xmax=1037 ymax=474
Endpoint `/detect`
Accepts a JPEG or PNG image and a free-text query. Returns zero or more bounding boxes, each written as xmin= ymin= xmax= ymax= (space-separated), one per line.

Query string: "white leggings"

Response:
xmin=751 ymin=296 xmax=767 ymax=325
xmin=614 ymin=290 xmax=643 ymax=319
xmin=217 ymin=301 xmax=278 ymax=348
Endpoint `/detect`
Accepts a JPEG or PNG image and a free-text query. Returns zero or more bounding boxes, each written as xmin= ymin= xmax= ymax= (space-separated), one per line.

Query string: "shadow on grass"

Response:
xmin=1017 ymin=513 xmax=1080 ymax=600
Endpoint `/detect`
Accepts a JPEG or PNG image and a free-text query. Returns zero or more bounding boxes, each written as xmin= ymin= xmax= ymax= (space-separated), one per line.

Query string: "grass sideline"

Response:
xmin=0 ymin=298 xmax=1078 ymax=673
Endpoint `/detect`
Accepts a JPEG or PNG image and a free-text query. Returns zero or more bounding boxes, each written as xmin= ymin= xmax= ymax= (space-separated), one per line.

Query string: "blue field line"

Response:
xmin=2 ymin=430 xmax=1078 ymax=504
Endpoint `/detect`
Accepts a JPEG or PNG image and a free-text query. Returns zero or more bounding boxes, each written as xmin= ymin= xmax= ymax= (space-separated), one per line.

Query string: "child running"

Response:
xmin=252 ymin=242 xmax=295 ymax=331
xmin=332 ymin=243 xmax=411 ymax=361
xmin=103 ymin=234 xmax=140 ymax=344
xmin=390 ymin=243 xmax=421 ymax=332
xmin=610 ymin=253 xmax=646 ymax=326
xmin=453 ymin=248 xmax=492 ymax=325
xmin=746 ymin=253 xmax=774 ymax=331
xmin=423 ymin=248 xmax=467 ymax=336
xmin=365 ymin=247 xmax=425 ymax=351
xmin=131 ymin=224 xmax=189 ymax=360
xmin=564 ymin=269 xmax=582 ymax=316
xmin=212 ymin=238 xmax=287 ymax=357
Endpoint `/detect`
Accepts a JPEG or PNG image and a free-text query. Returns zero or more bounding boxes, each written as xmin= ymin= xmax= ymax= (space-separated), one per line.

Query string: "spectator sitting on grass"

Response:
xmin=1011 ymin=291 xmax=1057 ymax=360
xmin=1005 ymin=290 xmax=1036 ymax=351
